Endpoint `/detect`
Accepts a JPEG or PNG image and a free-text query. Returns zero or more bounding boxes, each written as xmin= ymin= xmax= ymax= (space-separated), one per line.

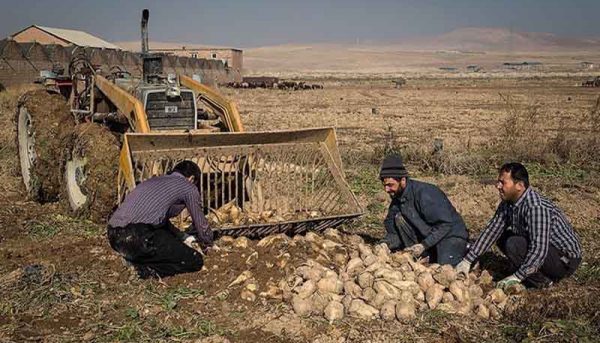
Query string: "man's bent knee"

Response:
xmin=504 ymin=235 xmax=528 ymax=255
xmin=436 ymin=237 xmax=467 ymax=266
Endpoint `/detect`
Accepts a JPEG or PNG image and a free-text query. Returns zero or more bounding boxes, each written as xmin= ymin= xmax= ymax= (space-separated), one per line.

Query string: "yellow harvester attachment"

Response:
xmin=117 ymin=128 xmax=363 ymax=237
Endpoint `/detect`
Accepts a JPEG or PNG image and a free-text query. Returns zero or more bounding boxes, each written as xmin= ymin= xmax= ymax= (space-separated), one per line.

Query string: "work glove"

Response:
xmin=182 ymin=234 xmax=205 ymax=253
xmin=405 ymin=243 xmax=425 ymax=258
xmin=496 ymin=274 xmax=521 ymax=289
xmin=182 ymin=233 xmax=197 ymax=247
xmin=455 ymin=260 xmax=472 ymax=276
xmin=375 ymin=241 xmax=390 ymax=250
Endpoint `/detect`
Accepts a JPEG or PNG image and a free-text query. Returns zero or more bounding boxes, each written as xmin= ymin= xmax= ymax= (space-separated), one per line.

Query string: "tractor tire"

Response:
xmin=62 ymin=123 xmax=120 ymax=223
xmin=15 ymin=90 xmax=74 ymax=202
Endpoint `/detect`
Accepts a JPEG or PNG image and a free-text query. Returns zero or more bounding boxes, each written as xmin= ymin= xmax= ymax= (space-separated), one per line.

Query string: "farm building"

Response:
xmin=150 ymin=47 xmax=243 ymax=82
xmin=1 ymin=23 xmax=241 ymax=86
xmin=10 ymin=25 xmax=121 ymax=50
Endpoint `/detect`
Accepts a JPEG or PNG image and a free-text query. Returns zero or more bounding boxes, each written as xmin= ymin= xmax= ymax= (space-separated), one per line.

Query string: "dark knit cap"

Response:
xmin=379 ymin=154 xmax=408 ymax=179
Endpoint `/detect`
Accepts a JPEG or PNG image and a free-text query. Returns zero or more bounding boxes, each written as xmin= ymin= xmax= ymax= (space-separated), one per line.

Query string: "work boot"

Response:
xmin=524 ymin=273 xmax=554 ymax=289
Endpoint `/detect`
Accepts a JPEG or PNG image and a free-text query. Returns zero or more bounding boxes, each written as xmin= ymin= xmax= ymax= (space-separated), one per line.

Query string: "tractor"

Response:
xmin=16 ymin=10 xmax=362 ymax=237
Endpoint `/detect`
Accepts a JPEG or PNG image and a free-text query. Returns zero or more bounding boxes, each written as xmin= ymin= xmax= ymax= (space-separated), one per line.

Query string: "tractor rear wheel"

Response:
xmin=16 ymin=90 xmax=73 ymax=202
xmin=63 ymin=123 xmax=120 ymax=223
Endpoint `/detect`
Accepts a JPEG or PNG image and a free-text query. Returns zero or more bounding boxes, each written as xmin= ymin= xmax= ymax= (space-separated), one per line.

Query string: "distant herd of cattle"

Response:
xmin=225 ymin=77 xmax=323 ymax=90
xmin=581 ymin=76 xmax=600 ymax=87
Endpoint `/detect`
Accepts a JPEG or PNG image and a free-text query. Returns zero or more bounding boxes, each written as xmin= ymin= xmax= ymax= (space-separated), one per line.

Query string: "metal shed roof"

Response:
xmin=28 ymin=25 xmax=121 ymax=50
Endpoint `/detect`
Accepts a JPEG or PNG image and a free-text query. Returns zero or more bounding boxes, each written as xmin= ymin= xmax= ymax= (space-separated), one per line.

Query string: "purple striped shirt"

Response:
xmin=108 ymin=172 xmax=213 ymax=245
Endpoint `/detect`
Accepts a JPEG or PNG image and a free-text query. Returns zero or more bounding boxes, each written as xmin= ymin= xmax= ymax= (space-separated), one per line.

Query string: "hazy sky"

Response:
xmin=1 ymin=0 xmax=598 ymax=48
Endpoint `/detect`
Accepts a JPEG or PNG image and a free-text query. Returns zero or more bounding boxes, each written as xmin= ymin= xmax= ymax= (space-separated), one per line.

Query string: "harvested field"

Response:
xmin=1 ymin=75 xmax=599 ymax=342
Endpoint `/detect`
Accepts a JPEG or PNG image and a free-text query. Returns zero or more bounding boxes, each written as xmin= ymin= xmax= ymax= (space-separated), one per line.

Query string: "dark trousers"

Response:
xmin=389 ymin=214 xmax=466 ymax=266
xmin=107 ymin=223 xmax=203 ymax=279
xmin=497 ymin=231 xmax=581 ymax=288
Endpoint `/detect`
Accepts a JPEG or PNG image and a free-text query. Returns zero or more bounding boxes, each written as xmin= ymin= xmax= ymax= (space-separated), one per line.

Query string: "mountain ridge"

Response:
xmin=115 ymin=27 xmax=600 ymax=52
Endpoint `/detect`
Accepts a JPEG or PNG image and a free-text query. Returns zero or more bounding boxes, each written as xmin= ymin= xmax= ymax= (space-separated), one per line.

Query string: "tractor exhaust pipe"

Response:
xmin=141 ymin=9 xmax=149 ymax=55
xmin=140 ymin=8 xmax=163 ymax=81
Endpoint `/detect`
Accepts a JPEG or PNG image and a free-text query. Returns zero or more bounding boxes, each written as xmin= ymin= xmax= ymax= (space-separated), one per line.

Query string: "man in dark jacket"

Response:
xmin=107 ymin=160 xmax=213 ymax=279
xmin=379 ymin=154 xmax=468 ymax=266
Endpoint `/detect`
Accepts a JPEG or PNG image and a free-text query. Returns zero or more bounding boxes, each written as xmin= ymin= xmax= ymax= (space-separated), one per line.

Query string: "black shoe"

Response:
xmin=524 ymin=274 xmax=554 ymax=289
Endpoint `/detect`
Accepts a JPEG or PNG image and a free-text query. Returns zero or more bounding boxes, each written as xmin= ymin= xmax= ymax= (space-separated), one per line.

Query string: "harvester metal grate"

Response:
xmin=123 ymin=133 xmax=362 ymax=237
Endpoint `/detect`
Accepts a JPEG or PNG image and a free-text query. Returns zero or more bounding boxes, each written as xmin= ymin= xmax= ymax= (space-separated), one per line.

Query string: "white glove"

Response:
xmin=455 ymin=260 xmax=472 ymax=276
xmin=405 ymin=243 xmax=425 ymax=258
xmin=496 ymin=274 xmax=521 ymax=289
xmin=182 ymin=234 xmax=197 ymax=249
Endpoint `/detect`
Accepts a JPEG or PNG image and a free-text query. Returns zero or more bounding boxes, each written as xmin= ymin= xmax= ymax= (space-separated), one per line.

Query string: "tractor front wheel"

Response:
xmin=63 ymin=123 xmax=120 ymax=223
xmin=16 ymin=90 xmax=73 ymax=202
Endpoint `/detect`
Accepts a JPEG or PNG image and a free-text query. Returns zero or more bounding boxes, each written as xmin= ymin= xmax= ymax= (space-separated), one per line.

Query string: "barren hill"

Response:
xmin=115 ymin=27 xmax=600 ymax=74
xmin=114 ymin=41 xmax=229 ymax=51
xmin=401 ymin=27 xmax=600 ymax=52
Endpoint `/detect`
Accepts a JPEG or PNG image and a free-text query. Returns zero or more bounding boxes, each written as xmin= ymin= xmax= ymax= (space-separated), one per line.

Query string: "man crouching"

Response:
xmin=456 ymin=162 xmax=582 ymax=288
xmin=379 ymin=154 xmax=468 ymax=266
xmin=107 ymin=160 xmax=213 ymax=278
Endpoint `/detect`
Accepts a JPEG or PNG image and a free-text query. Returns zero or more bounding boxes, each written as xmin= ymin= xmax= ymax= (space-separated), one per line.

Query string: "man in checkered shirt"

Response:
xmin=455 ymin=162 xmax=582 ymax=288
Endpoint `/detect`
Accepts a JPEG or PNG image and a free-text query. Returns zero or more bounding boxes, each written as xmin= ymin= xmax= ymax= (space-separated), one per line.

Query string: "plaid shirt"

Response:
xmin=465 ymin=187 xmax=582 ymax=280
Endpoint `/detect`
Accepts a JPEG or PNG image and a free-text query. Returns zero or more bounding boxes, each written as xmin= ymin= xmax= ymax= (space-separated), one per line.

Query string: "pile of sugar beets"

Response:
xmin=204 ymin=201 xmax=322 ymax=227
xmin=218 ymin=228 xmax=526 ymax=324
